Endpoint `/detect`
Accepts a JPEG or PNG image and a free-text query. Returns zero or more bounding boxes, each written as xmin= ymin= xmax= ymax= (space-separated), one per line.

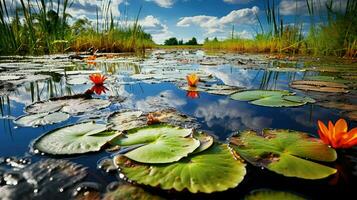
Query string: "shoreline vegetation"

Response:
xmin=0 ymin=0 xmax=154 ymax=55
xmin=204 ymin=0 xmax=357 ymax=58
xmin=0 ymin=0 xmax=356 ymax=58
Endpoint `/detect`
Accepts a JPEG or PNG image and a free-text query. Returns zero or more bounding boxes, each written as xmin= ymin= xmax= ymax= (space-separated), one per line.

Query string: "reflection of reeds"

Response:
xmin=204 ymin=0 xmax=356 ymax=57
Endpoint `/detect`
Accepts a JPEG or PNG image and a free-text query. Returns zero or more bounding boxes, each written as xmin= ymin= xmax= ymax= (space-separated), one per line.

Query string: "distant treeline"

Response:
xmin=164 ymin=37 xmax=198 ymax=46
xmin=0 ymin=0 xmax=154 ymax=55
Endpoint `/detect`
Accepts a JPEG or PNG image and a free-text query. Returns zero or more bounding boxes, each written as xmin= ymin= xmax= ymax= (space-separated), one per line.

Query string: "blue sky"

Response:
xmin=5 ymin=0 xmax=348 ymax=44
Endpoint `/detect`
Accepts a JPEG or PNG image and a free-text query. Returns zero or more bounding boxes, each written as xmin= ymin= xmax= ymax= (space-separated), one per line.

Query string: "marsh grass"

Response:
xmin=204 ymin=0 xmax=357 ymax=58
xmin=0 ymin=0 xmax=154 ymax=55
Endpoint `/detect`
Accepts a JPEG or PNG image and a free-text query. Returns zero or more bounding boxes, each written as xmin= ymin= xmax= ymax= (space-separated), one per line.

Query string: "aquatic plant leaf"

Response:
xmin=108 ymin=109 xmax=199 ymax=131
xmin=114 ymin=144 xmax=246 ymax=193
xmin=26 ymin=97 xmax=110 ymax=115
xmin=230 ymin=90 xmax=308 ymax=107
xmin=103 ymin=184 xmax=165 ymax=200
xmin=230 ymin=130 xmax=337 ymax=179
xmin=244 ymin=189 xmax=305 ymax=200
xmin=0 ymin=75 xmax=23 ymax=81
xmin=108 ymin=111 xmax=147 ymax=132
xmin=282 ymin=95 xmax=316 ymax=104
xmin=304 ymin=75 xmax=348 ymax=83
xmin=290 ymin=80 xmax=349 ymax=93
xmin=111 ymin=124 xmax=199 ymax=163
xmin=193 ymin=131 xmax=214 ymax=154
xmin=14 ymin=112 xmax=69 ymax=127
xmin=0 ymin=159 xmax=87 ymax=200
xmin=61 ymin=98 xmax=111 ymax=114
xmin=34 ymin=122 xmax=120 ymax=155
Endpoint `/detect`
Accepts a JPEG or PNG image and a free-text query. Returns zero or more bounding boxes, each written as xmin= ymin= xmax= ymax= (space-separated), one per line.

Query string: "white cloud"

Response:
xmin=223 ymin=0 xmax=252 ymax=4
xmin=177 ymin=6 xmax=259 ymax=35
xmin=139 ymin=15 xmax=173 ymax=44
xmin=146 ymin=0 xmax=175 ymax=8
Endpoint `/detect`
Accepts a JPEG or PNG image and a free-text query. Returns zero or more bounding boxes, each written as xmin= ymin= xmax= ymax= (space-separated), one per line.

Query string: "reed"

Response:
xmin=204 ymin=0 xmax=357 ymax=58
xmin=0 ymin=0 xmax=154 ymax=55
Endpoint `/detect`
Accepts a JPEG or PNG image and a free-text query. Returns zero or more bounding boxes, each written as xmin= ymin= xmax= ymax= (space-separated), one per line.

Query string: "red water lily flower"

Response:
xmin=186 ymin=73 xmax=199 ymax=87
xmin=90 ymin=85 xmax=108 ymax=95
xmin=89 ymin=73 xmax=107 ymax=85
xmin=187 ymin=91 xmax=200 ymax=99
xmin=318 ymin=119 xmax=357 ymax=149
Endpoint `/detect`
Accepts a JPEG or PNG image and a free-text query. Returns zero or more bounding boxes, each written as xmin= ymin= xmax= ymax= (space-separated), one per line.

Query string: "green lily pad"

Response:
xmin=110 ymin=124 xmax=199 ymax=164
xmin=193 ymin=131 xmax=214 ymax=154
xmin=34 ymin=122 xmax=120 ymax=155
xmin=61 ymin=98 xmax=111 ymax=114
xmin=230 ymin=130 xmax=337 ymax=179
xmin=230 ymin=90 xmax=308 ymax=107
xmin=14 ymin=112 xmax=70 ymax=127
xmin=114 ymin=144 xmax=246 ymax=193
xmin=244 ymin=189 xmax=305 ymax=200
xmin=282 ymin=95 xmax=316 ymax=104
xmin=103 ymin=184 xmax=165 ymax=200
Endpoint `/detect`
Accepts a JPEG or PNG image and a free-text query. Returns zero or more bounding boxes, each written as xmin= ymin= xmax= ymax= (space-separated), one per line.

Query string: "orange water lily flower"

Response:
xmin=89 ymin=73 xmax=107 ymax=85
xmin=90 ymin=85 xmax=108 ymax=95
xmin=186 ymin=73 xmax=199 ymax=87
xmin=318 ymin=119 xmax=357 ymax=149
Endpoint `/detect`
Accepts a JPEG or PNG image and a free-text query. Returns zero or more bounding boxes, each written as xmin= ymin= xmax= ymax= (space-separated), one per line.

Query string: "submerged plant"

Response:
xmin=318 ymin=119 xmax=357 ymax=149
xmin=89 ymin=73 xmax=107 ymax=85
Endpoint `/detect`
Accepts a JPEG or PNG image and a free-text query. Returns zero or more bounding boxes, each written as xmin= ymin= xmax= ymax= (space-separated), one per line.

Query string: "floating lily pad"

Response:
xmin=34 ymin=122 xmax=120 ymax=155
xmin=26 ymin=97 xmax=110 ymax=115
xmin=244 ymin=189 xmax=305 ymax=200
xmin=304 ymin=75 xmax=348 ymax=83
xmin=0 ymin=75 xmax=23 ymax=81
xmin=180 ymin=84 xmax=242 ymax=96
xmin=193 ymin=131 xmax=214 ymax=154
xmin=346 ymin=111 xmax=357 ymax=121
xmin=290 ymin=80 xmax=349 ymax=93
xmin=108 ymin=109 xmax=199 ymax=131
xmin=14 ymin=112 xmax=70 ymax=127
xmin=103 ymin=184 xmax=164 ymax=200
xmin=110 ymin=124 xmax=199 ymax=163
xmin=230 ymin=90 xmax=309 ymax=107
xmin=282 ymin=95 xmax=316 ymax=104
xmin=114 ymin=144 xmax=246 ymax=193
xmin=61 ymin=98 xmax=111 ymax=115
xmin=108 ymin=110 xmax=146 ymax=132
xmin=230 ymin=130 xmax=337 ymax=179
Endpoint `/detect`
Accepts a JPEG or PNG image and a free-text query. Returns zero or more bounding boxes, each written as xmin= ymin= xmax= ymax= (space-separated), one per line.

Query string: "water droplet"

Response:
xmin=119 ymin=173 xmax=125 ymax=179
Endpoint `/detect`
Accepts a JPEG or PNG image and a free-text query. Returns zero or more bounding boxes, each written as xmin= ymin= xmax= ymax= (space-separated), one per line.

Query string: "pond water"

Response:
xmin=0 ymin=50 xmax=356 ymax=199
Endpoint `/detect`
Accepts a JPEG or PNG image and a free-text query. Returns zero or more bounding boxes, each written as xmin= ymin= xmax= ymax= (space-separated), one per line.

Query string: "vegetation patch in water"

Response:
xmin=229 ymin=129 xmax=337 ymax=179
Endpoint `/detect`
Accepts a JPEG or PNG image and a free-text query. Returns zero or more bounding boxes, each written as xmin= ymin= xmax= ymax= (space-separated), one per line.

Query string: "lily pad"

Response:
xmin=26 ymin=97 xmax=110 ymax=115
xmin=346 ymin=111 xmax=357 ymax=121
xmin=0 ymin=75 xmax=23 ymax=81
xmin=103 ymin=184 xmax=164 ymax=200
xmin=180 ymin=84 xmax=242 ymax=96
xmin=61 ymin=98 xmax=111 ymax=115
xmin=14 ymin=112 xmax=70 ymax=127
xmin=193 ymin=131 xmax=214 ymax=154
xmin=282 ymin=95 xmax=316 ymax=104
xmin=229 ymin=130 xmax=337 ymax=179
xmin=230 ymin=90 xmax=308 ymax=107
xmin=290 ymin=80 xmax=349 ymax=93
xmin=108 ymin=109 xmax=199 ymax=131
xmin=110 ymin=124 xmax=199 ymax=163
xmin=244 ymin=189 xmax=305 ymax=200
xmin=114 ymin=144 xmax=246 ymax=193
xmin=108 ymin=110 xmax=147 ymax=132
xmin=304 ymin=75 xmax=348 ymax=83
xmin=34 ymin=122 xmax=120 ymax=155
